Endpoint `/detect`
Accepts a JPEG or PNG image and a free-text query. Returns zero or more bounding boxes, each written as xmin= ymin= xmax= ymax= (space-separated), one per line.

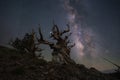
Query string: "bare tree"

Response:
xmin=10 ymin=30 xmax=43 ymax=57
xmin=37 ymin=24 xmax=75 ymax=64
xmin=50 ymin=24 xmax=75 ymax=64
xmin=10 ymin=24 xmax=75 ymax=64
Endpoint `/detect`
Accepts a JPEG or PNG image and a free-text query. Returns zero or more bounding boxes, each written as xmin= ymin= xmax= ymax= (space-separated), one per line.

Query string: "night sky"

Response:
xmin=0 ymin=0 xmax=120 ymax=71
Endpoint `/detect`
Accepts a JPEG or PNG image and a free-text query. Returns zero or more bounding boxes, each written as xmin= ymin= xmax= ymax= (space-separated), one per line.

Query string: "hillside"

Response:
xmin=0 ymin=46 xmax=119 ymax=80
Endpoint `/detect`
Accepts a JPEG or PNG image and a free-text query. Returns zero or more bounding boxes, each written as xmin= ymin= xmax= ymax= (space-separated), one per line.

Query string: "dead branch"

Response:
xmin=60 ymin=24 xmax=70 ymax=35
xmin=68 ymin=43 xmax=75 ymax=49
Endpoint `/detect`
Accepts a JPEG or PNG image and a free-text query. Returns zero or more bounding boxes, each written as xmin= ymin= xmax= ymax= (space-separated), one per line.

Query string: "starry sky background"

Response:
xmin=0 ymin=0 xmax=120 ymax=71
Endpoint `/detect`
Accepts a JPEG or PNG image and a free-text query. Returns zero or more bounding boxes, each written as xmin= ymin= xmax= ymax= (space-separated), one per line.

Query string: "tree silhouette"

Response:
xmin=10 ymin=30 xmax=42 ymax=57
xmin=37 ymin=24 xmax=75 ymax=64
xmin=50 ymin=24 xmax=75 ymax=64
xmin=10 ymin=24 xmax=75 ymax=64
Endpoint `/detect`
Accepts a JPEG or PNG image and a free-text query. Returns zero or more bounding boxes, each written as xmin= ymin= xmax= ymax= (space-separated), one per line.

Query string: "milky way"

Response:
xmin=60 ymin=0 xmax=120 ymax=71
xmin=0 ymin=0 xmax=120 ymax=71
xmin=62 ymin=0 xmax=98 ymax=60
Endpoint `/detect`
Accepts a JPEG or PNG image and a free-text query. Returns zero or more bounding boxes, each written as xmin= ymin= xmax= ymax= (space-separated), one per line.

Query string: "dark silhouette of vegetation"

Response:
xmin=0 ymin=22 xmax=119 ymax=80
xmin=10 ymin=24 xmax=75 ymax=64
xmin=9 ymin=30 xmax=42 ymax=57
xmin=36 ymin=24 xmax=75 ymax=64
xmin=10 ymin=38 xmax=24 ymax=52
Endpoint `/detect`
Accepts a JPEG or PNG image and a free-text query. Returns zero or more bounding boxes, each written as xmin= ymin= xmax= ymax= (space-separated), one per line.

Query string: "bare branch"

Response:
xmin=38 ymin=27 xmax=44 ymax=41
xmin=68 ymin=43 xmax=75 ymax=49
xmin=52 ymin=24 xmax=60 ymax=33
xmin=64 ymin=36 xmax=68 ymax=40
xmin=60 ymin=24 xmax=70 ymax=35
xmin=66 ymin=40 xmax=70 ymax=44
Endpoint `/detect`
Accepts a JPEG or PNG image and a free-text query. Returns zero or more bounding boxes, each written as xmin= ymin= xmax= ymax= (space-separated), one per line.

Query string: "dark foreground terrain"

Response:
xmin=0 ymin=46 xmax=119 ymax=80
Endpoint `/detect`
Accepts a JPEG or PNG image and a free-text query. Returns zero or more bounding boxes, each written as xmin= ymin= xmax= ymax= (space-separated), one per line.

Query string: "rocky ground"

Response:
xmin=0 ymin=46 xmax=119 ymax=80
